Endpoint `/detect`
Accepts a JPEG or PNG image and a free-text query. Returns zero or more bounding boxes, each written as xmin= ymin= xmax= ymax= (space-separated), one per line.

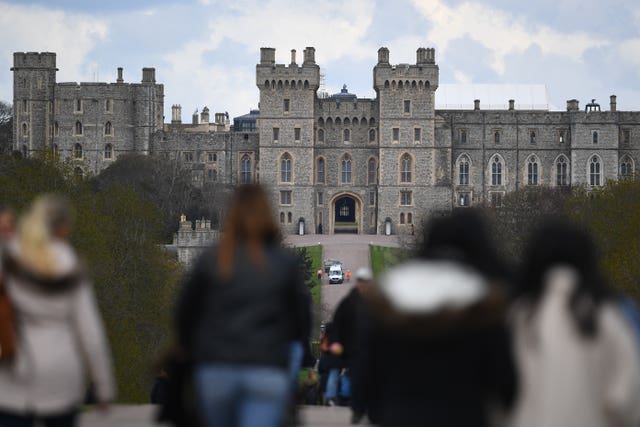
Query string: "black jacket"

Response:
xmin=329 ymin=287 xmax=365 ymax=368
xmin=176 ymin=244 xmax=311 ymax=368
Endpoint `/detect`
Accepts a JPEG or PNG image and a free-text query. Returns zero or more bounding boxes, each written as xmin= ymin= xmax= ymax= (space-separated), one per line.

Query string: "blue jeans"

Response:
xmin=324 ymin=368 xmax=340 ymax=400
xmin=288 ymin=341 xmax=303 ymax=392
xmin=194 ymin=363 xmax=289 ymax=427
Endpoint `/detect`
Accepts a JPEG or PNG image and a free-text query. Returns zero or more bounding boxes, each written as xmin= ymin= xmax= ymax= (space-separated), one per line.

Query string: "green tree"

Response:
xmin=0 ymin=101 xmax=12 ymax=155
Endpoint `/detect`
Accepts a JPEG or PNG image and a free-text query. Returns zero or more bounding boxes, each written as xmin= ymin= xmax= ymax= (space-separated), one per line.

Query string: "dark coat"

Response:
xmin=329 ymin=287 xmax=365 ymax=368
xmin=354 ymin=261 xmax=517 ymax=427
xmin=176 ymin=244 xmax=311 ymax=369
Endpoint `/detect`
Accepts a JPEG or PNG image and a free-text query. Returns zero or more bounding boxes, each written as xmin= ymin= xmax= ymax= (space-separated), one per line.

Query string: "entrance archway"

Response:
xmin=330 ymin=193 xmax=362 ymax=234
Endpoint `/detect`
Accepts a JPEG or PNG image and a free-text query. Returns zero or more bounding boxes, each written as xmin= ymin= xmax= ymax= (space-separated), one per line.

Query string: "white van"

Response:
xmin=328 ymin=264 xmax=344 ymax=284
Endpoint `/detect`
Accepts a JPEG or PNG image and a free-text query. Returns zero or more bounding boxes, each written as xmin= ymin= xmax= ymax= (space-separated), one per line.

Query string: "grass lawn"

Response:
xmin=370 ymin=245 xmax=408 ymax=277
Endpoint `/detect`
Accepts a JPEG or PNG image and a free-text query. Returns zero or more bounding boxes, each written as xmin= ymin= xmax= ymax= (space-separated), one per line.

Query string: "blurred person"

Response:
xmin=319 ymin=321 xmax=343 ymax=407
xmin=0 ymin=205 xmax=16 ymax=242
xmin=0 ymin=195 xmax=115 ymax=427
xmin=328 ymin=267 xmax=373 ymax=423
xmin=355 ymin=210 xmax=516 ymax=427
xmin=509 ymin=219 xmax=640 ymax=427
xmin=175 ymin=185 xmax=311 ymax=427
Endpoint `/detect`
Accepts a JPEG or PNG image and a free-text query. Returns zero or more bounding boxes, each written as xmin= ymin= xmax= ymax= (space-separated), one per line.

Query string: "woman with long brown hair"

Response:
xmin=175 ymin=185 xmax=310 ymax=427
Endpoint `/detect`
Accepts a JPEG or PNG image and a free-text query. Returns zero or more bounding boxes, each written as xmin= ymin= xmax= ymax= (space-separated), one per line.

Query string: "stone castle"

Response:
xmin=12 ymin=48 xmax=640 ymax=235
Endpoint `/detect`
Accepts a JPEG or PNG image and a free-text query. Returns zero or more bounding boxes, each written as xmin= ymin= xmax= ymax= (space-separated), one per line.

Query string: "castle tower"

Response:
xmin=256 ymin=47 xmax=320 ymax=233
xmin=133 ymin=67 xmax=164 ymax=154
xmin=373 ymin=47 xmax=450 ymax=233
xmin=11 ymin=52 xmax=57 ymax=155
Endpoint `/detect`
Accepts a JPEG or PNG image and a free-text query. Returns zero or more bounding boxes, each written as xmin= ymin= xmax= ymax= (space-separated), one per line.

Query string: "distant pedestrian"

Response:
xmin=0 ymin=195 xmax=115 ymax=427
xmin=317 ymin=268 xmax=323 ymax=281
xmin=345 ymin=270 xmax=351 ymax=282
xmin=175 ymin=185 xmax=311 ymax=427
xmin=509 ymin=219 xmax=640 ymax=427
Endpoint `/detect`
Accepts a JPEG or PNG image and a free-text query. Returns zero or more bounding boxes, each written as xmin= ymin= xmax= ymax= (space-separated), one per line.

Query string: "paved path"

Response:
xmin=285 ymin=234 xmax=405 ymax=322
xmin=80 ymin=405 xmax=372 ymax=426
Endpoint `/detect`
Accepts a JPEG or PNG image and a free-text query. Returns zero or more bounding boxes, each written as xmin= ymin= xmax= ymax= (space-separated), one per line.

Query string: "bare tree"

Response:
xmin=0 ymin=101 xmax=13 ymax=155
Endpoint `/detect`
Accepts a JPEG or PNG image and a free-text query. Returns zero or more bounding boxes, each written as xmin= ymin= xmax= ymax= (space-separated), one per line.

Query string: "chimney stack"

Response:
xmin=566 ymin=99 xmax=580 ymax=112
xmin=303 ymin=47 xmax=316 ymax=64
xmin=610 ymin=95 xmax=617 ymax=112
xmin=142 ymin=67 xmax=155 ymax=83
xmin=290 ymin=49 xmax=296 ymax=65
xmin=192 ymin=109 xmax=199 ymax=125
xmin=117 ymin=67 xmax=123 ymax=83
xmin=260 ymin=47 xmax=276 ymax=65
xmin=508 ymin=99 xmax=515 ymax=110
xmin=474 ymin=99 xmax=480 ymax=110
xmin=171 ymin=104 xmax=182 ymax=124
xmin=377 ymin=47 xmax=390 ymax=65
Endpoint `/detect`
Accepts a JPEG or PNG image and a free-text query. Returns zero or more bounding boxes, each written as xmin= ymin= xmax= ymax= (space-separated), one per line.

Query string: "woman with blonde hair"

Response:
xmin=0 ymin=195 xmax=115 ymax=427
xmin=176 ymin=185 xmax=310 ymax=427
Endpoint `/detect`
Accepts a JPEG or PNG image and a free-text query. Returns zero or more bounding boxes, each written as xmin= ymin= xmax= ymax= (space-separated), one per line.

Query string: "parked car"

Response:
xmin=324 ymin=259 xmax=343 ymax=273
xmin=328 ymin=264 xmax=344 ymax=284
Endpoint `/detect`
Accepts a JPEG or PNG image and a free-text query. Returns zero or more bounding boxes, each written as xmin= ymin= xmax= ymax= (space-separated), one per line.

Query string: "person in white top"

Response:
xmin=510 ymin=219 xmax=640 ymax=427
xmin=0 ymin=195 xmax=115 ymax=427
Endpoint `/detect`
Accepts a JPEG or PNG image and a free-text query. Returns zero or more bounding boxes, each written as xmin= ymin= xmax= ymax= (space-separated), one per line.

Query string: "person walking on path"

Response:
xmin=328 ymin=267 xmax=373 ymax=424
xmin=175 ymin=185 xmax=311 ymax=427
xmin=0 ymin=195 xmax=115 ymax=427
xmin=509 ymin=219 xmax=640 ymax=427
xmin=355 ymin=210 xmax=517 ymax=427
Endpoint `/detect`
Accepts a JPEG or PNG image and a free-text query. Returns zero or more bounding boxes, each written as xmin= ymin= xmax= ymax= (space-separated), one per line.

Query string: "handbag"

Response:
xmin=0 ymin=273 xmax=16 ymax=362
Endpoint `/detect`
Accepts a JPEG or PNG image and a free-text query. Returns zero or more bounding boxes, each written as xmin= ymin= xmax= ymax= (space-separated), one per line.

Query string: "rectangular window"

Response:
xmin=294 ymin=127 xmax=301 ymax=142
xmin=75 ymin=99 xmax=82 ymax=113
xmin=22 ymin=100 xmax=28 ymax=113
xmin=414 ymin=128 xmax=421 ymax=143
xmin=460 ymin=129 xmax=467 ymax=144
xmin=392 ymin=127 xmax=400 ymax=142
xmin=458 ymin=193 xmax=470 ymax=207
xmin=529 ymin=129 xmax=537 ymax=144
xmin=490 ymin=192 xmax=503 ymax=208
xmin=318 ymin=192 xmax=323 ymax=205
xmin=208 ymin=152 xmax=217 ymax=162
xmin=493 ymin=130 xmax=501 ymax=144
xmin=404 ymin=100 xmax=411 ymax=113
xmin=400 ymin=191 xmax=412 ymax=206
xmin=105 ymin=99 xmax=112 ymax=112
xmin=273 ymin=127 xmax=279 ymax=143
xmin=284 ymin=99 xmax=290 ymax=112
xmin=369 ymin=191 xmax=375 ymax=206
xmin=558 ymin=129 xmax=567 ymax=144
xmin=280 ymin=191 xmax=292 ymax=205
xmin=207 ymin=169 xmax=217 ymax=181
xmin=623 ymin=129 xmax=631 ymax=145
xmin=183 ymin=151 xmax=194 ymax=162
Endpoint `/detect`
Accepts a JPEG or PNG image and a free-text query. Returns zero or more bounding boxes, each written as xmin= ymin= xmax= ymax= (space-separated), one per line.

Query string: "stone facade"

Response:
xmin=12 ymin=49 xmax=640 ymax=235
xmin=173 ymin=216 xmax=219 ymax=267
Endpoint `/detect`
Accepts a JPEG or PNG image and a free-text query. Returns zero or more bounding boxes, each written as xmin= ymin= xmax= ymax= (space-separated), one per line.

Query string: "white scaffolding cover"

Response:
xmin=435 ymin=84 xmax=553 ymax=111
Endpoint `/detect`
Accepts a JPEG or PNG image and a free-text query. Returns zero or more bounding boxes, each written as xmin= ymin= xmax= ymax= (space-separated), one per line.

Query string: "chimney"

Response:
xmin=610 ymin=95 xmax=617 ymax=112
xmin=474 ymin=99 xmax=480 ymax=110
xmin=303 ymin=47 xmax=316 ymax=64
xmin=192 ymin=109 xmax=199 ymax=125
xmin=260 ymin=47 xmax=276 ymax=65
xmin=508 ymin=99 xmax=515 ymax=110
xmin=171 ymin=104 xmax=182 ymax=124
xmin=201 ymin=106 xmax=210 ymax=124
xmin=378 ymin=47 xmax=390 ymax=65
xmin=117 ymin=67 xmax=123 ymax=83
xmin=142 ymin=67 xmax=156 ymax=83
xmin=290 ymin=49 xmax=296 ymax=65
xmin=566 ymin=99 xmax=580 ymax=112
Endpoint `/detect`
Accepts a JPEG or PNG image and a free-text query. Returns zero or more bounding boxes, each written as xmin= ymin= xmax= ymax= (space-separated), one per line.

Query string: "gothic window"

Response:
xmin=458 ymin=155 xmax=470 ymax=185
xmin=620 ymin=156 xmax=634 ymax=178
xmin=341 ymin=154 xmax=352 ymax=184
xmin=414 ymin=128 xmax=421 ymax=143
xmin=280 ymin=153 xmax=292 ymax=183
xmin=369 ymin=129 xmax=376 ymax=143
xmin=589 ymin=156 xmax=601 ymax=186
xmin=556 ymin=157 xmax=568 ymax=186
xmin=104 ymin=121 xmax=112 ymax=136
xmin=241 ymin=154 xmax=252 ymax=184
xmin=104 ymin=143 xmax=113 ymax=160
xmin=318 ymin=129 xmax=325 ymax=142
xmin=368 ymin=158 xmax=377 ymax=184
xmin=280 ymin=212 xmax=285 ymax=224
xmin=527 ymin=157 xmax=539 ymax=185
xmin=343 ymin=129 xmax=350 ymax=142
xmin=400 ymin=191 xmax=412 ymax=206
xmin=317 ymin=157 xmax=325 ymax=184
xmin=491 ymin=156 xmax=503 ymax=186
xmin=21 ymin=123 xmax=28 ymax=138
xmin=592 ymin=130 xmax=599 ymax=144
xmin=75 ymin=121 xmax=83 ymax=136
xmin=400 ymin=154 xmax=412 ymax=183
xmin=294 ymin=127 xmax=301 ymax=142
xmin=494 ymin=131 xmax=500 ymax=144
xmin=73 ymin=143 xmax=83 ymax=159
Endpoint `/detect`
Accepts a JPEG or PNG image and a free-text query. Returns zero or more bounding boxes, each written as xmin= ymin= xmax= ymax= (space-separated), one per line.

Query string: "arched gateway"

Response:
xmin=330 ymin=193 xmax=362 ymax=234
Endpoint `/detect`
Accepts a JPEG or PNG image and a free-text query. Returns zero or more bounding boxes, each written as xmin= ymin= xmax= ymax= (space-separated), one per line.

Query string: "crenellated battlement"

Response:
xmin=256 ymin=47 xmax=320 ymax=90
xmin=12 ymin=52 xmax=57 ymax=70
xmin=374 ymin=47 xmax=439 ymax=90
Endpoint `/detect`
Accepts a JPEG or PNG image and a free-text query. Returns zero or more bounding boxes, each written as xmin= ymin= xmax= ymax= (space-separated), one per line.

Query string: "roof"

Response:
xmin=435 ymin=84 xmax=554 ymax=111
xmin=234 ymin=109 xmax=260 ymax=121
xmin=331 ymin=84 xmax=357 ymax=100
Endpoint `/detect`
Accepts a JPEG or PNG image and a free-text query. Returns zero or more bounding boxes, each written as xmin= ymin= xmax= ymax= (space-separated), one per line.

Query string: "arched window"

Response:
xmin=400 ymin=154 xmax=412 ymax=183
xmin=341 ymin=155 xmax=352 ymax=184
xmin=287 ymin=212 xmax=292 ymax=224
xmin=343 ymin=129 xmax=350 ymax=142
xmin=104 ymin=143 xmax=113 ymax=159
xmin=317 ymin=157 xmax=325 ymax=184
xmin=458 ymin=155 xmax=470 ymax=185
xmin=241 ymin=154 xmax=252 ymax=184
xmin=589 ymin=156 xmax=601 ymax=186
xmin=494 ymin=131 xmax=500 ymax=144
xmin=369 ymin=129 xmax=376 ymax=143
xmin=318 ymin=129 xmax=324 ymax=142
xmin=280 ymin=153 xmax=292 ymax=183
xmin=491 ymin=156 xmax=503 ymax=186
xmin=527 ymin=157 xmax=539 ymax=185
xmin=75 ymin=121 xmax=83 ymax=136
xmin=556 ymin=157 xmax=568 ymax=186
xmin=22 ymin=123 xmax=28 ymax=137
xmin=368 ymin=158 xmax=377 ymax=184
xmin=104 ymin=121 xmax=112 ymax=135
xmin=620 ymin=156 xmax=634 ymax=178
xmin=73 ymin=143 xmax=83 ymax=159
xmin=280 ymin=212 xmax=285 ymax=224
xmin=529 ymin=130 xmax=537 ymax=144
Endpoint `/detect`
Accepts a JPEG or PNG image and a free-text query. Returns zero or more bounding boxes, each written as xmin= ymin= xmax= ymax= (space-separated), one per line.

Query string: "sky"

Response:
xmin=1 ymin=0 xmax=639 ymax=119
